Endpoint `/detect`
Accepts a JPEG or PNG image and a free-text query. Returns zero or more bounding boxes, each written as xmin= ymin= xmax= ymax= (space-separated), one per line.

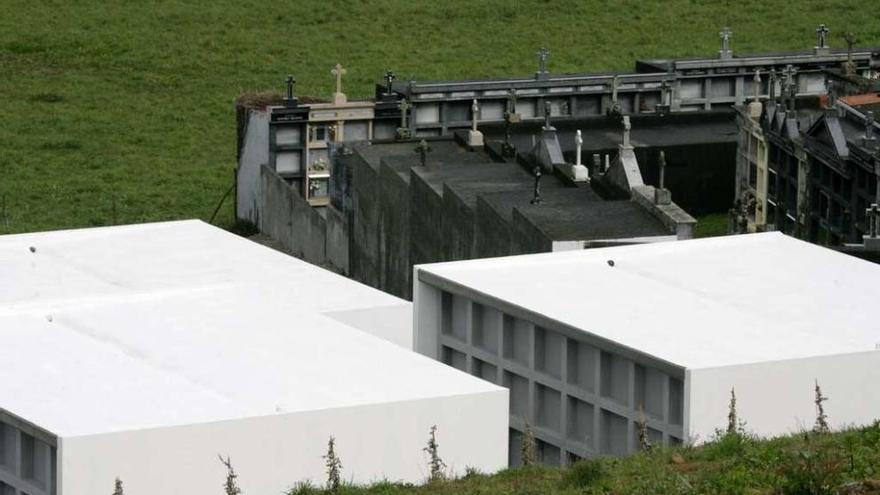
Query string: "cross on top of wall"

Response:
xmin=384 ymin=70 xmax=396 ymax=94
xmin=284 ymin=75 xmax=297 ymax=107
xmin=816 ymin=24 xmax=830 ymax=49
xmin=536 ymin=47 xmax=550 ymax=78
xmin=331 ymin=63 xmax=347 ymax=95
xmin=718 ymin=27 xmax=733 ymax=58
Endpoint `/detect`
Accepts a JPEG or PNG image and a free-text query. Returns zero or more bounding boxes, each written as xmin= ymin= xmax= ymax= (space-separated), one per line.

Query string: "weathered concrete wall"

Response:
xmin=325 ymin=205 xmax=349 ymax=274
xmin=350 ymin=145 xmax=381 ymax=288
xmin=410 ymin=167 xmax=446 ymax=269
xmin=510 ymin=207 xmax=553 ymax=254
xmin=442 ymin=184 xmax=477 ymax=262
xmin=474 ymin=195 xmax=515 ymax=259
xmin=260 ymin=165 xmax=327 ymax=266
xmin=237 ymin=110 xmax=270 ymax=224
xmin=378 ymin=157 xmax=413 ymax=299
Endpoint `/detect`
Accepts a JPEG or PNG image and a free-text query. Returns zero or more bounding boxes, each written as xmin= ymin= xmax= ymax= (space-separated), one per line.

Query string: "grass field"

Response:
xmin=281 ymin=423 xmax=880 ymax=494
xmin=1 ymin=1 xmax=878 ymax=234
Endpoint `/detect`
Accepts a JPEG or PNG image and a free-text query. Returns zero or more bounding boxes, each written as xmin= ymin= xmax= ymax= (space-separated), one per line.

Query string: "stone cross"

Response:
xmin=575 ymin=130 xmax=583 ymax=167
xmin=530 ymin=166 xmax=542 ymax=205
xmin=611 ymin=75 xmax=620 ymax=106
xmin=843 ymin=32 xmax=859 ymax=76
xmin=399 ymin=98 xmax=411 ymax=128
xmin=506 ymin=88 xmax=517 ymax=115
xmin=384 ymin=70 xmax=396 ymax=94
xmin=471 ymin=99 xmax=480 ymax=131
xmin=867 ymin=203 xmax=880 ymax=238
xmin=331 ymin=64 xmax=346 ymax=95
xmin=537 ymin=47 xmax=550 ymax=76
xmin=768 ymin=69 xmax=778 ymax=102
xmin=658 ymin=150 xmax=667 ymax=190
xmin=622 ymin=115 xmax=631 ymax=148
xmin=543 ymin=100 xmax=552 ymax=129
xmin=816 ymin=24 xmax=829 ymax=49
xmin=414 ymin=139 xmax=431 ymax=167
xmin=752 ymin=70 xmax=762 ymax=101
xmin=826 ymin=79 xmax=836 ymax=107
xmin=782 ymin=65 xmax=797 ymax=91
xmin=719 ymin=27 xmax=732 ymax=58
xmin=782 ymin=65 xmax=798 ymax=106
xmin=284 ymin=75 xmax=296 ymax=106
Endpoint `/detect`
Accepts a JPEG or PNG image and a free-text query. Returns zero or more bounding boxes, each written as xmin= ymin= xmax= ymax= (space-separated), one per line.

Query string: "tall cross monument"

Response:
xmin=536 ymin=47 xmax=550 ymax=80
xmin=815 ymin=24 xmax=830 ymax=54
xmin=719 ymin=27 xmax=733 ymax=59
xmin=331 ymin=63 xmax=347 ymax=105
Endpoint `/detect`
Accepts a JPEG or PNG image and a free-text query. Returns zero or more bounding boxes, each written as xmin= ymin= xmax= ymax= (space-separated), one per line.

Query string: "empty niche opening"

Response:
xmin=537 ymin=439 xmax=561 ymax=466
xmin=600 ymin=351 xmax=631 ymax=406
xmin=472 ymin=303 xmax=500 ymax=354
xmin=508 ymin=428 xmax=524 ymax=467
xmin=567 ymin=339 xmax=598 ymax=391
xmin=534 ymin=327 xmax=563 ymax=379
xmin=634 ymin=364 xmax=667 ymax=420
xmin=566 ymin=396 xmax=595 ymax=448
xmin=20 ymin=432 xmax=49 ymax=487
xmin=503 ymin=371 xmax=530 ymax=418
xmin=668 ymin=377 xmax=684 ymax=426
xmin=600 ymin=409 xmax=629 ymax=456
xmin=535 ymin=384 xmax=561 ymax=433
xmin=441 ymin=346 xmax=467 ymax=372
xmin=0 ymin=421 xmax=8 ymax=468
xmin=471 ymin=357 xmax=498 ymax=383
xmin=503 ymin=315 xmax=531 ymax=366
xmin=567 ymin=451 xmax=584 ymax=466
xmin=445 ymin=101 xmax=471 ymax=123
xmin=440 ymin=291 xmax=468 ymax=342
xmin=575 ymin=95 xmax=601 ymax=116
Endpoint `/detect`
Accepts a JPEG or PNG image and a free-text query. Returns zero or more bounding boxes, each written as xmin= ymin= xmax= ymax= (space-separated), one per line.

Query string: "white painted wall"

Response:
xmin=323 ymin=303 xmax=414 ymax=349
xmin=684 ymin=351 xmax=880 ymax=443
xmin=236 ymin=110 xmax=271 ymax=224
xmin=59 ymin=390 xmax=508 ymax=495
xmin=413 ymin=273 xmax=441 ymax=358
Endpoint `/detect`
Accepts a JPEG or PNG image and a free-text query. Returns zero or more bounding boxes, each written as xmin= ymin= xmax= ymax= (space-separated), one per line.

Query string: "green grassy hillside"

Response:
xmin=285 ymin=424 xmax=880 ymax=495
xmin=1 ymin=1 xmax=878 ymax=234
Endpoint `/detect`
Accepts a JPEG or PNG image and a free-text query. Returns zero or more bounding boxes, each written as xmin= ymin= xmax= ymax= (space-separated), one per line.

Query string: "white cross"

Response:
xmin=331 ymin=63 xmax=346 ymax=94
xmin=471 ymin=99 xmax=480 ymax=131
xmin=720 ymin=27 xmax=732 ymax=52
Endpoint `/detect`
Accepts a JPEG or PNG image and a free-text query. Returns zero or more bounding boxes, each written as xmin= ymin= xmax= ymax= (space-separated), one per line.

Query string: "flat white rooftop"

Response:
xmin=0 ymin=220 xmax=500 ymax=437
xmin=418 ymin=232 xmax=880 ymax=370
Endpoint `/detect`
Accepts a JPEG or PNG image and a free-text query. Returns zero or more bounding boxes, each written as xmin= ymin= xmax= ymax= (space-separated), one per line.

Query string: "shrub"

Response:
xmin=813 ymin=380 xmax=830 ymax=434
xmin=562 ymin=459 xmax=605 ymax=489
xmin=218 ymin=455 xmax=242 ymax=495
xmin=323 ymin=436 xmax=343 ymax=493
xmin=521 ymin=421 xmax=537 ymax=466
xmin=778 ymin=447 xmax=844 ymax=495
xmin=423 ymin=425 xmax=446 ymax=483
